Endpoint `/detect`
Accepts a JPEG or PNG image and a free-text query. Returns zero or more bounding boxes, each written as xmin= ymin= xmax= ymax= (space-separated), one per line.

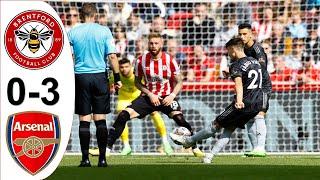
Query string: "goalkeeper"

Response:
xmin=90 ymin=58 xmax=173 ymax=155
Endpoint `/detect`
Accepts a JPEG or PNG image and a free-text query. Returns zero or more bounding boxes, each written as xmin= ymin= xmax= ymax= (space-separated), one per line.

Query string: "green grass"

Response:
xmin=47 ymin=155 xmax=320 ymax=180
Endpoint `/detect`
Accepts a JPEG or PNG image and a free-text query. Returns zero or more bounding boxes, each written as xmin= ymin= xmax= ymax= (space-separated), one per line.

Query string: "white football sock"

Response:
xmin=254 ymin=115 xmax=266 ymax=151
xmin=211 ymin=128 xmax=233 ymax=156
xmin=123 ymin=142 xmax=130 ymax=148
xmin=162 ymin=136 xmax=168 ymax=144
xmin=246 ymin=118 xmax=257 ymax=150
xmin=187 ymin=123 xmax=217 ymax=144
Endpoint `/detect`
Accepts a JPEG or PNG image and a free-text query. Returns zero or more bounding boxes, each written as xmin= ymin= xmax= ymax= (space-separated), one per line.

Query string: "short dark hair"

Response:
xmin=225 ymin=37 xmax=244 ymax=49
xmin=119 ymin=58 xmax=131 ymax=65
xmin=148 ymin=33 xmax=162 ymax=40
xmin=80 ymin=3 xmax=97 ymax=19
xmin=238 ymin=23 xmax=252 ymax=30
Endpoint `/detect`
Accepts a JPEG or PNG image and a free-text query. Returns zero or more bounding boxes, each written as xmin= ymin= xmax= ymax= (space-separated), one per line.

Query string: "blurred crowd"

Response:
xmin=49 ymin=0 xmax=320 ymax=84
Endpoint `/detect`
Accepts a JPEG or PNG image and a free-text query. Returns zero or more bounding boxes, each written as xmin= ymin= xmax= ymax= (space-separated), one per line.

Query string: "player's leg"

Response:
xmin=170 ymin=111 xmax=204 ymax=157
xmin=91 ymin=72 xmax=112 ymax=167
xmin=203 ymin=127 xmax=234 ymax=163
xmin=255 ymin=93 xmax=269 ymax=153
xmin=78 ymin=115 xmax=92 ymax=167
xmin=203 ymin=108 xmax=260 ymax=163
xmin=93 ymin=114 xmax=108 ymax=167
xmin=120 ymin=123 xmax=132 ymax=155
xmin=170 ymin=120 xmax=220 ymax=148
xmin=75 ymin=74 xmax=92 ymax=167
xmin=246 ymin=93 xmax=269 ymax=157
xmin=150 ymin=111 xmax=173 ymax=155
xmin=246 ymin=118 xmax=257 ymax=150
xmin=117 ymin=100 xmax=132 ymax=155
xmin=107 ymin=109 xmax=136 ymax=150
xmin=161 ymin=99 xmax=204 ymax=157
xmin=245 ymin=113 xmax=267 ymax=157
xmin=255 ymin=112 xmax=267 ymax=152
xmin=170 ymin=103 xmax=235 ymax=147
xmin=107 ymin=96 xmax=154 ymax=150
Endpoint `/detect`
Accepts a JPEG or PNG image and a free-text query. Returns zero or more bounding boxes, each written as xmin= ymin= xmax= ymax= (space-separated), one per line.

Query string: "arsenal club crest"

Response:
xmin=6 ymin=111 xmax=60 ymax=175
xmin=4 ymin=10 xmax=64 ymax=70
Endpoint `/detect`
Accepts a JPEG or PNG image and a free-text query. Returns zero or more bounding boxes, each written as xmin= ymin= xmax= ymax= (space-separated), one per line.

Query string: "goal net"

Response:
xmin=47 ymin=0 xmax=320 ymax=154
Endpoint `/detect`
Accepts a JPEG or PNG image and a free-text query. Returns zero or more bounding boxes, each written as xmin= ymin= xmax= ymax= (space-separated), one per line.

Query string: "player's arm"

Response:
xmin=67 ymin=30 xmax=75 ymax=61
xmin=135 ymin=76 xmax=161 ymax=106
xmin=234 ymin=77 xmax=244 ymax=109
xmin=162 ymin=58 xmax=183 ymax=106
xmin=162 ymin=73 xmax=183 ymax=106
xmin=105 ymin=27 xmax=122 ymax=90
xmin=108 ymin=53 xmax=122 ymax=90
xmin=255 ymin=45 xmax=268 ymax=67
xmin=108 ymin=72 xmax=116 ymax=93
xmin=230 ymin=64 xmax=244 ymax=109
xmin=171 ymin=73 xmax=183 ymax=96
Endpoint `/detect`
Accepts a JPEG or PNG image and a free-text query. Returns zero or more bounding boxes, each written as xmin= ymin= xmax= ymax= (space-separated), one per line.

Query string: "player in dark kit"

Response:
xmin=238 ymin=23 xmax=272 ymax=157
xmin=170 ymin=37 xmax=264 ymax=163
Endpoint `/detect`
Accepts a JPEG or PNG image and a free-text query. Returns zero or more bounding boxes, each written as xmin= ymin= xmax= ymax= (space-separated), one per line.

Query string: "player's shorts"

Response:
xmin=127 ymin=95 xmax=181 ymax=119
xmin=75 ymin=73 xmax=110 ymax=115
xmin=261 ymin=92 xmax=271 ymax=113
xmin=116 ymin=100 xmax=133 ymax=112
xmin=215 ymin=103 xmax=259 ymax=129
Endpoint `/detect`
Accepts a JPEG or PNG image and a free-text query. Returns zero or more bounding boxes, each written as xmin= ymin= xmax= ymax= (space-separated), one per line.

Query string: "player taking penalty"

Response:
xmin=90 ymin=58 xmax=173 ymax=156
xmin=106 ymin=33 xmax=203 ymax=157
xmin=170 ymin=37 xmax=264 ymax=163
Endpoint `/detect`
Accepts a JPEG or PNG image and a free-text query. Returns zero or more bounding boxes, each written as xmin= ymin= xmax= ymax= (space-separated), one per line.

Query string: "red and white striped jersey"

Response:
xmin=135 ymin=52 xmax=180 ymax=96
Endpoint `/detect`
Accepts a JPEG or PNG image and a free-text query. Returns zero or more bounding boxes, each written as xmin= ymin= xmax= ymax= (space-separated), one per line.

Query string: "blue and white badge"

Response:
xmin=1 ymin=1 xmax=74 ymax=179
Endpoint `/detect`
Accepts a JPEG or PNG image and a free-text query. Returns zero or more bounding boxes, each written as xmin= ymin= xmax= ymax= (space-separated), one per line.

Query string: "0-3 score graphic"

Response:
xmin=3 ymin=8 xmax=66 ymax=178
xmin=7 ymin=77 xmax=59 ymax=106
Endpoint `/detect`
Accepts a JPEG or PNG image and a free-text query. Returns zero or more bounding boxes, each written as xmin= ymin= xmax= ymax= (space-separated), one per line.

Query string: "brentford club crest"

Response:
xmin=4 ymin=10 xmax=63 ymax=70
xmin=6 ymin=111 xmax=60 ymax=175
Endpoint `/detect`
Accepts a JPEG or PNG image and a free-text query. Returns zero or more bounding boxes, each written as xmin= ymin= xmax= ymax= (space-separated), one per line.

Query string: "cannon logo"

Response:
xmin=7 ymin=111 xmax=60 ymax=175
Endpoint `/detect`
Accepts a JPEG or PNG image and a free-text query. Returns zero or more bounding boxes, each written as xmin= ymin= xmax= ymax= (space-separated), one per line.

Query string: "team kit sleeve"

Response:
xmin=230 ymin=63 xmax=242 ymax=80
xmin=134 ymin=58 xmax=143 ymax=77
xmin=255 ymin=45 xmax=268 ymax=65
xmin=104 ymin=27 xmax=117 ymax=55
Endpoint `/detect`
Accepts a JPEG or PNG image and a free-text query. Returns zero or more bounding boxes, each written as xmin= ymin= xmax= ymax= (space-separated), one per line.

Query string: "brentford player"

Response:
xmin=107 ymin=33 xmax=203 ymax=157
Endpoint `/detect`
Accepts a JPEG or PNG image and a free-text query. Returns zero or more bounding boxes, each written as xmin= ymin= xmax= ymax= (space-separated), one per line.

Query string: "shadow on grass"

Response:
xmin=47 ymin=164 xmax=320 ymax=180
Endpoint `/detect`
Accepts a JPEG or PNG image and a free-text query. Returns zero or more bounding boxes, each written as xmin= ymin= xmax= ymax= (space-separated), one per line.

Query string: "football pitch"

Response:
xmin=47 ymin=155 xmax=320 ymax=180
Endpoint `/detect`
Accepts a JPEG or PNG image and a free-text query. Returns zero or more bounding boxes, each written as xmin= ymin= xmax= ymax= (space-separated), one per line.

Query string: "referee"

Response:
xmin=68 ymin=3 xmax=122 ymax=167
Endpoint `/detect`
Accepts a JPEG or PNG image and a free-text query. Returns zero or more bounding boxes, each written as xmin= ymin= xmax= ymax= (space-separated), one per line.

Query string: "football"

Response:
xmin=172 ymin=127 xmax=191 ymax=136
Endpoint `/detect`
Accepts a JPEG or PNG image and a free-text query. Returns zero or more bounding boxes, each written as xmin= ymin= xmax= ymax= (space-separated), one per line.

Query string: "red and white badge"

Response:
xmin=5 ymin=10 xmax=64 ymax=70
xmin=7 ymin=111 xmax=60 ymax=175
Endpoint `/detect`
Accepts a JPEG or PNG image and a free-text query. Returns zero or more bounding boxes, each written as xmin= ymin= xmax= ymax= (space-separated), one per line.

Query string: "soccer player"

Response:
xmin=107 ymin=33 xmax=203 ymax=157
xmin=90 ymin=58 xmax=173 ymax=155
xmin=68 ymin=3 xmax=122 ymax=167
xmin=238 ymin=23 xmax=272 ymax=157
xmin=170 ymin=37 xmax=264 ymax=163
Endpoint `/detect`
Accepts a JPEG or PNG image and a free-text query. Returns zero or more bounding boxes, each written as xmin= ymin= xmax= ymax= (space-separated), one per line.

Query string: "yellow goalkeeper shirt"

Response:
xmin=110 ymin=69 xmax=141 ymax=101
